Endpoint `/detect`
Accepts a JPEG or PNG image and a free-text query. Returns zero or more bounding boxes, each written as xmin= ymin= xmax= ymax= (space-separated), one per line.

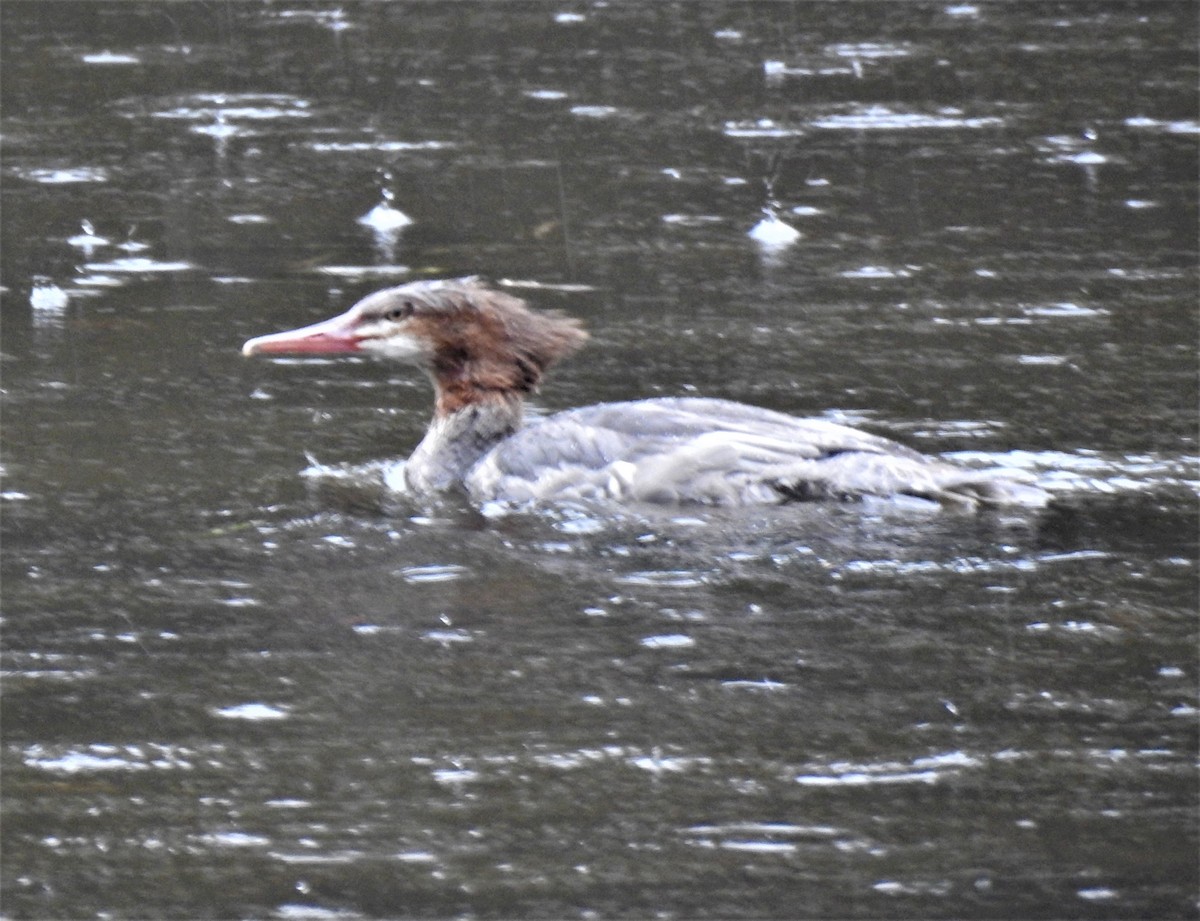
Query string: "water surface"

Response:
xmin=2 ymin=3 xmax=1197 ymax=919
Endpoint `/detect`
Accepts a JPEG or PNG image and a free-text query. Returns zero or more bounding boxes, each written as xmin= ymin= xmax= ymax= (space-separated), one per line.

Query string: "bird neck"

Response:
xmin=404 ymin=391 xmax=523 ymax=493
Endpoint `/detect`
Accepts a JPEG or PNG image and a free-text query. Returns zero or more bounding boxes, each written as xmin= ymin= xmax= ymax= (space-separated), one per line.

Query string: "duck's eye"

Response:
xmin=385 ymin=302 xmax=414 ymax=322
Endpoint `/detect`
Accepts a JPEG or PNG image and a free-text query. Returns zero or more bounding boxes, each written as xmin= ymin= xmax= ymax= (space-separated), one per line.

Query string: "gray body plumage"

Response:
xmin=462 ymin=397 xmax=1046 ymax=509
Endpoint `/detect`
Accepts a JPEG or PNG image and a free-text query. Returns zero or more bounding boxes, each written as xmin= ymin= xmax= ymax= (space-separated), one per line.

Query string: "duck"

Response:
xmin=242 ymin=277 xmax=1047 ymax=510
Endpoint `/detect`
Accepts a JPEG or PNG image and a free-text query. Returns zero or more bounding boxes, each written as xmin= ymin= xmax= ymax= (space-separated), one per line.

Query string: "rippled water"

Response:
xmin=2 ymin=3 xmax=1197 ymax=919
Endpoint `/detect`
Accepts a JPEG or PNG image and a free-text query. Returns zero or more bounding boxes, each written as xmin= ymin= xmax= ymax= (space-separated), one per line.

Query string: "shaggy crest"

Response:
xmin=370 ymin=278 xmax=588 ymax=414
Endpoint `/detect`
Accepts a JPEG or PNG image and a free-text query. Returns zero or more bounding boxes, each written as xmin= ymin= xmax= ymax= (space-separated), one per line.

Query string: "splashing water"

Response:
xmin=358 ymin=188 xmax=413 ymax=234
xmin=358 ymin=184 xmax=413 ymax=263
xmin=67 ymin=219 xmax=110 ymax=256
xmin=749 ymin=208 xmax=801 ymax=248
xmin=29 ymin=277 xmax=69 ymax=313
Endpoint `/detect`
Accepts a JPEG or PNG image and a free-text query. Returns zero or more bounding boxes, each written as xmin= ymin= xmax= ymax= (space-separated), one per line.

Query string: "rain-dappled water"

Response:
xmin=2 ymin=2 xmax=1197 ymax=919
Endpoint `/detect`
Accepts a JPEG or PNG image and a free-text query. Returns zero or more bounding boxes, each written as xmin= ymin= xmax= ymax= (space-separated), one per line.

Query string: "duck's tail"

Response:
xmin=929 ymin=467 xmax=1051 ymax=510
xmin=769 ymin=453 xmax=1050 ymax=510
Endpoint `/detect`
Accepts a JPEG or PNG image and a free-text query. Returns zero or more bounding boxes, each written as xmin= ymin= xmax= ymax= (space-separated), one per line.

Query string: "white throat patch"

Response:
xmin=357 ymin=325 xmax=428 ymax=362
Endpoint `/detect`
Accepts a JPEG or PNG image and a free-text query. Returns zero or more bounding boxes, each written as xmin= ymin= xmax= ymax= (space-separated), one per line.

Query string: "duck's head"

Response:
xmin=242 ymin=277 xmax=588 ymax=413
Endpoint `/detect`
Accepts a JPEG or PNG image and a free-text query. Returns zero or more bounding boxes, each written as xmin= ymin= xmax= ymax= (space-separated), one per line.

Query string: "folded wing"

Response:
xmin=466 ymin=397 xmax=1045 ymax=508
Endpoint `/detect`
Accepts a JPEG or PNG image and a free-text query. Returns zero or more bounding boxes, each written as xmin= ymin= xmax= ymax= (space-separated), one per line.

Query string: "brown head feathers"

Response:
xmin=369 ymin=278 xmax=589 ymax=415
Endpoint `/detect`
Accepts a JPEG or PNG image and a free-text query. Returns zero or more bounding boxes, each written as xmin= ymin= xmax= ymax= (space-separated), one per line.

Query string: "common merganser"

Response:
xmin=242 ymin=278 xmax=1047 ymax=509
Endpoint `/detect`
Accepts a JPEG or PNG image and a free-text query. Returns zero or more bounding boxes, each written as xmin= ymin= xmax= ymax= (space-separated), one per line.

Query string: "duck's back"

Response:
xmin=465 ymin=397 xmax=1044 ymax=508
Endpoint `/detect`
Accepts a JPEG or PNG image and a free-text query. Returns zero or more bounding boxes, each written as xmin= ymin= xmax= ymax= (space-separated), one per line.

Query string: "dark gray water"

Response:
xmin=2 ymin=3 xmax=1197 ymax=919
